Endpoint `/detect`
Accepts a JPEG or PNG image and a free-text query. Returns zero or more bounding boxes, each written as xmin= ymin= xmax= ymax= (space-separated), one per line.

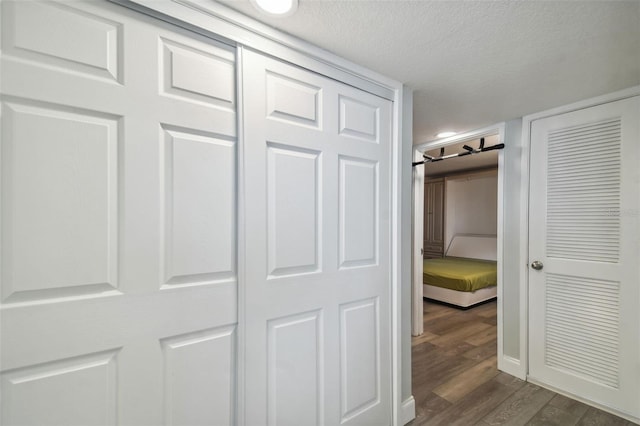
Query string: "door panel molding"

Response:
xmin=241 ymin=49 xmax=393 ymax=426
xmin=1 ymin=2 xmax=238 ymax=424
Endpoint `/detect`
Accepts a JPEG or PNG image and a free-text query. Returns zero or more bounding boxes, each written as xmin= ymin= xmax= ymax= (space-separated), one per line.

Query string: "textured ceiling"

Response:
xmin=217 ymin=0 xmax=640 ymax=144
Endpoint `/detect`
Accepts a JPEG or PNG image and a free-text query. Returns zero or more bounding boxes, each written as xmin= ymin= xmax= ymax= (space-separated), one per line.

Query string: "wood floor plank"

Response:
xmin=411 ymin=391 xmax=452 ymax=425
xmin=463 ymin=338 xmax=497 ymax=361
xmin=547 ymin=394 xmax=590 ymax=418
xmin=433 ymin=355 xmax=499 ymax=403
xmin=423 ymin=302 xmax=457 ymax=321
xmin=412 ymin=331 xmax=440 ymax=346
xmin=412 ymin=300 xmax=632 ymax=426
xmin=412 ymin=342 xmax=460 ymax=371
xmin=424 ymin=301 xmax=452 ymax=313
xmin=440 ymin=341 xmax=477 ymax=357
xmin=493 ymin=371 xmax=525 ymax=388
xmin=481 ymin=315 xmax=498 ymax=326
xmin=421 ymin=309 xmax=456 ymax=322
xmin=576 ymin=407 xmax=636 ymax=426
xmin=472 ymin=301 xmax=497 ymax=318
xmin=478 ymin=383 xmax=555 ymax=425
xmin=465 ymin=326 xmax=497 ymax=346
xmin=525 ymin=404 xmax=583 ymax=426
xmin=426 ymin=311 xmax=481 ymax=335
xmin=423 ymin=374 xmax=524 ymax=426
xmin=413 ymin=354 xmax=478 ymax=392
xmin=430 ymin=321 xmax=492 ymax=348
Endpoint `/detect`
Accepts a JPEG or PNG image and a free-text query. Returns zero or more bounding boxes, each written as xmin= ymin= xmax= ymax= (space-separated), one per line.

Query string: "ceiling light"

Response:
xmin=251 ymin=0 xmax=298 ymax=16
xmin=436 ymin=131 xmax=457 ymax=138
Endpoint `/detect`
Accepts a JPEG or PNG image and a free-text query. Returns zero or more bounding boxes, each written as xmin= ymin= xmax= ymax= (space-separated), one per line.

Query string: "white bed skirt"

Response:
xmin=423 ymin=284 xmax=497 ymax=308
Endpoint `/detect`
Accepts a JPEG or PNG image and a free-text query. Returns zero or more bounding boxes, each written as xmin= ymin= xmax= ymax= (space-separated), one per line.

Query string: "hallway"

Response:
xmin=410 ymin=300 xmax=635 ymax=425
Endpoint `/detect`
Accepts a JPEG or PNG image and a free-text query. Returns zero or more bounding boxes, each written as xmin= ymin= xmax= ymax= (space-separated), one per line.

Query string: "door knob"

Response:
xmin=531 ymin=261 xmax=543 ymax=270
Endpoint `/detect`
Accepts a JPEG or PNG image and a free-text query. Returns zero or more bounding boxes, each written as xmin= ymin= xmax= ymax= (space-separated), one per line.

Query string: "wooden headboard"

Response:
xmin=445 ymin=234 xmax=497 ymax=261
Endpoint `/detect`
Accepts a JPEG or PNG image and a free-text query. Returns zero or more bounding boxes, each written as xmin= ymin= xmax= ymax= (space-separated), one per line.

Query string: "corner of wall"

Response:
xmin=400 ymin=86 xmax=415 ymax=407
xmin=498 ymin=355 xmax=527 ymax=380
xmin=400 ymin=396 xmax=416 ymax=425
xmin=498 ymin=118 xmax=527 ymax=379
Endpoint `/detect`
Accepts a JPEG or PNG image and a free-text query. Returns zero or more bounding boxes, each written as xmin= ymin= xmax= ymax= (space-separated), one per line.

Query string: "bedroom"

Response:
xmin=421 ymin=137 xmax=499 ymax=308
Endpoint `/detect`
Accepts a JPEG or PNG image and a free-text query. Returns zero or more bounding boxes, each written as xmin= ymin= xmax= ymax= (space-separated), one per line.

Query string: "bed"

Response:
xmin=423 ymin=234 xmax=497 ymax=308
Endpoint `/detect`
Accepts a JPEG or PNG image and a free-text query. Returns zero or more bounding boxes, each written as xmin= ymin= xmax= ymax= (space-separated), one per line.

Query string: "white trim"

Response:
xmin=502 ymin=119 xmax=528 ymax=380
xmin=391 ymin=85 xmax=403 ymax=426
xmin=399 ymin=86 xmax=415 ymax=423
xmin=411 ymin=123 xmax=510 ymax=376
xmin=494 ymin=125 xmax=507 ymax=379
xmin=235 ymin=45 xmax=247 ymax=426
xmin=400 ymin=396 xmax=416 ymax=426
xmin=518 ymin=118 xmax=531 ymax=381
xmin=411 ymin=154 xmax=425 ymax=336
xmin=393 ymin=84 xmax=416 ymax=426
xmin=495 ymin=128 xmax=506 ymax=375
xmin=522 ymin=85 xmax=640 ymax=123
xmin=526 ymin=377 xmax=640 ymax=424
xmin=498 ymin=356 xmax=525 ymax=380
xmin=110 ymin=0 xmax=396 ymax=100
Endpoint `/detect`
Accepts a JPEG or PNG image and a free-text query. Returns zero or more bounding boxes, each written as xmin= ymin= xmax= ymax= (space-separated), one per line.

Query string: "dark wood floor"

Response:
xmin=410 ymin=299 xmax=637 ymax=426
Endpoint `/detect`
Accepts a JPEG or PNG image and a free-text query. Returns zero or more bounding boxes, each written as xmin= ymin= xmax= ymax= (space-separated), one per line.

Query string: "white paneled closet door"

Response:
xmin=1 ymin=1 xmax=237 ymax=424
xmin=528 ymin=96 xmax=640 ymax=420
xmin=242 ymin=49 xmax=392 ymax=426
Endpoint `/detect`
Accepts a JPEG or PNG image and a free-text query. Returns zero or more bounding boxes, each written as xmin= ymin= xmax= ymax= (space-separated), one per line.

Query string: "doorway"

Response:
xmin=410 ymin=127 xmax=504 ymax=422
xmin=412 ymin=125 xmax=505 ymax=337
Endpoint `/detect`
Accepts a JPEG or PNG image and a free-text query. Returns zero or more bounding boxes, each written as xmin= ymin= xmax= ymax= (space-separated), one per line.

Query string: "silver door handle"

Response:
xmin=531 ymin=261 xmax=543 ymax=270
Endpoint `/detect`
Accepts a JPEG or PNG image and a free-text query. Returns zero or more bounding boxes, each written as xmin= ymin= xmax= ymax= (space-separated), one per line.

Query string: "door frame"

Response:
xmin=411 ymin=123 xmax=505 ymax=356
xmin=520 ymin=85 xmax=640 ymax=420
xmin=107 ymin=1 xmax=410 ymax=424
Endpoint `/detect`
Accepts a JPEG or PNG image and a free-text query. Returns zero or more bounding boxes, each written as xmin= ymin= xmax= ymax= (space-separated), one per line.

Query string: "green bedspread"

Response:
xmin=423 ymin=257 xmax=497 ymax=292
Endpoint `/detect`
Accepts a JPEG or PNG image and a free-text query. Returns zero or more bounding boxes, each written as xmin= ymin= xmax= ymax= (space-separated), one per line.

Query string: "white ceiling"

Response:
xmin=216 ymin=0 xmax=640 ymax=145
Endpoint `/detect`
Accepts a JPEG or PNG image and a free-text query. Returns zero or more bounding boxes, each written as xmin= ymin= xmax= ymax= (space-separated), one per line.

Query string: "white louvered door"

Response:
xmin=528 ymin=96 xmax=640 ymax=420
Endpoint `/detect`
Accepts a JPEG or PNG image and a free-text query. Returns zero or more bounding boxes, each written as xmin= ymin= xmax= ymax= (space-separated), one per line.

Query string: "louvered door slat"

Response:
xmin=546 ymin=273 xmax=620 ymax=389
xmin=546 ymin=118 xmax=621 ymax=262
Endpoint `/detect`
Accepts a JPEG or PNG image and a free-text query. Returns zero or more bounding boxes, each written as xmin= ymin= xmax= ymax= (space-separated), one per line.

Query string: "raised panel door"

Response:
xmin=424 ymin=178 xmax=444 ymax=258
xmin=242 ymin=49 xmax=392 ymax=426
xmin=0 ymin=2 xmax=237 ymax=424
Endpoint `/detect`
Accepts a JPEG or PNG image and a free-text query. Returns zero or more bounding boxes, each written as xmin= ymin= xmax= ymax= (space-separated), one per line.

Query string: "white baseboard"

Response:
xmin=498 ymin=355 xmax=526 ymax=380
xmin=400 ymin=396 xmax=416 ymax=425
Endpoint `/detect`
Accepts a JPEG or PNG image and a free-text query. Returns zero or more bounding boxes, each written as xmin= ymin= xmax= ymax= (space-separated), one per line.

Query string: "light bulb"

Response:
xmin=436 ymin=131 xmax=457 ymax=138
xmin=251 ymin=0 xmax=298 ymax=16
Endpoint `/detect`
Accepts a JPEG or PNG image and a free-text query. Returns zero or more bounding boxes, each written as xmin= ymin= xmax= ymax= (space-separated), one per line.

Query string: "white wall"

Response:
xmin=438 ymin=125 xmax=525 ymax=375
xmin=412 ymin=120 xmax=527 ymax=394
xmin=501 ymin=119 xmax=524 ymax=368
xmin=444 ymin=169 xmax=498 ymax=251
